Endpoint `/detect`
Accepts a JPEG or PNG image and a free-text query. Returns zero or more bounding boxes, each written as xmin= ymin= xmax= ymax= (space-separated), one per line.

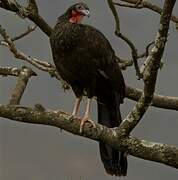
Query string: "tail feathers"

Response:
xmin=99 ymin=143 xmax=127 ymax=176
xmin=97 ymin=93 xmax=127 ymax=176
xmin=120 ymin=152 xmax=128 ymax=176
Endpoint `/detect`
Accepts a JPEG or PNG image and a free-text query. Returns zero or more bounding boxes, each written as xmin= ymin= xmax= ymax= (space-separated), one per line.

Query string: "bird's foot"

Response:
xmin=69 ymin=114 xmax=78 ymax=121
xmin=80 ymin=116 xmax=96 ymax=133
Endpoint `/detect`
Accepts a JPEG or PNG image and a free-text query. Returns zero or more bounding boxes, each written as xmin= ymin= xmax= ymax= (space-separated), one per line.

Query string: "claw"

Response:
xmin=69 ymin=114 xmax=75 ymax=121
xmin=80 ymin=116 xmax=96 ymax=133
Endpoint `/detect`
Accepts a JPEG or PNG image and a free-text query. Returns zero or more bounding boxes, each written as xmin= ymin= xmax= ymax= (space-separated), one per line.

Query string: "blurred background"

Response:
xmin=0 ymin=0 xmax=178 ymax=179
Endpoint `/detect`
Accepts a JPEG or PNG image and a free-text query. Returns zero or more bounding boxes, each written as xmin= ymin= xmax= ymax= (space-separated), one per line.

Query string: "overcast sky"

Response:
xmin=1 ymin=0 xmax=178 ymax=180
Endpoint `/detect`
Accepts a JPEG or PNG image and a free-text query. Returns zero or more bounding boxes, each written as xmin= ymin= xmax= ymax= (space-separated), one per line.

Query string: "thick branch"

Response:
xmin=9 ymin=66 xmax=37 ymax=105
xmin=120 ymin=0 xmax=176 ymax=134
xmin=126 ymin=86 xmax=178 ymax=111
xmin=0 ymin=66 xmax=21 ymax=76
xmin=0 ymin=104 xmax=178 ymax=169
xmin=0 ymin=0 xmax=52 ymax=36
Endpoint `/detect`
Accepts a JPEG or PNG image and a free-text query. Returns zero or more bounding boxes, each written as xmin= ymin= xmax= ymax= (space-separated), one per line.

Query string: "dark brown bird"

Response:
xmin=50 ymin=2 xmax=127 ymax=176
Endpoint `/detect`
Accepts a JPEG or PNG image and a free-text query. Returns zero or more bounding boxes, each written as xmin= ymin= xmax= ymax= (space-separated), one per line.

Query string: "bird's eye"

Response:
xmin=77 ymin=5 xmax=82 ymax=10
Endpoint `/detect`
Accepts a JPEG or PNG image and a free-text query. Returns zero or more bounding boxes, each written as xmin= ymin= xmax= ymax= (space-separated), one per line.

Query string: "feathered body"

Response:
xmin=50 ymin=3 xmax=127 ymax=176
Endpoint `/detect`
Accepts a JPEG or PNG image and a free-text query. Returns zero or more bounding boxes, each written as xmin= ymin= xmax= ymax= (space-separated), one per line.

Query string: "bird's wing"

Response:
xmin=77 ymin=24 xmax=125 ymax=98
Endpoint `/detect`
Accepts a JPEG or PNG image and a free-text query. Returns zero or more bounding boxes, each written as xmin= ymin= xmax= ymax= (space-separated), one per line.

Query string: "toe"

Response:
xmin=79 ymin=117 xmax=96 ymax=133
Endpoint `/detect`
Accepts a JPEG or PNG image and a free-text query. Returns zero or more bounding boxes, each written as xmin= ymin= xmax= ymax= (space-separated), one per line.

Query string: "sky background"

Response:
xmin=0 ymin=0 xmax=178 ymax=179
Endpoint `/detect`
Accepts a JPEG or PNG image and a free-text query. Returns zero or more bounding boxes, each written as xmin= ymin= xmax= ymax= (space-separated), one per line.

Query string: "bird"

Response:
xmin=50 ymin=2 xmax=127 ymax=176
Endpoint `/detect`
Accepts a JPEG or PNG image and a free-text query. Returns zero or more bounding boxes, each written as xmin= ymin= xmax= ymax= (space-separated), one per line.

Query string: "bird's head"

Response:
xmin=66 ymin=2 xmax=90 ymax=24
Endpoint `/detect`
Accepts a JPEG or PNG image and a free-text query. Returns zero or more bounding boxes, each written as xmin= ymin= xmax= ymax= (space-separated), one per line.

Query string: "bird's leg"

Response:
xmin=80 ymin=98 xmax=96 ymax=133
xmin=71 ymin=97 xmax=82 ymax=117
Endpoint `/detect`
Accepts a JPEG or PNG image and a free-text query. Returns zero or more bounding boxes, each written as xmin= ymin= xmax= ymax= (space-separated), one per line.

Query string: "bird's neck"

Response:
xmin=69 ymin=14 xmax=83 ymax=24
xmin=57 ymin=12 xmax=84 ymax=25
xmin=69 ymin=11 xmax=84 ymax=24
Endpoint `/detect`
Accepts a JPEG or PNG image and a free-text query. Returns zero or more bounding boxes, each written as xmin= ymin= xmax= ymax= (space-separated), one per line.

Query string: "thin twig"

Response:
xmin=138 ymin=41 xmax=155 ymax=59
xmin=114 ymin=1 xmax=143 ymax=8
xmin=114 ymin=0 xmax=178 ymax=29
xmin=0 ymin=24 xmax=69 ymax=89
xmin=11 ymin=25 xmax=37 ymax=41
xmin=107 ymin=0 xmax=142 ymax=79
xmin=118 ymin=32 xmax=142 ymax=79
xmin=0 ymin=25 xmax=59 ymax=80
xmin=115 ymin=56 xmax=133 ymax=70
xmin=107 ymin=0 xmax=120 ymax=32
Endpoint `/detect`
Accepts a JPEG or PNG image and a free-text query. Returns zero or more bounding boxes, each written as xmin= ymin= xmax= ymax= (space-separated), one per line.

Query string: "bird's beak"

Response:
xmin=80 ymin=9 xmax=90 ymax=17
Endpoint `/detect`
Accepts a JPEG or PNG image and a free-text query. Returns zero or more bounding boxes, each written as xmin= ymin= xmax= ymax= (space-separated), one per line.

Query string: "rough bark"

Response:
xmin=0 ymin=104 xmax=178 ymax=169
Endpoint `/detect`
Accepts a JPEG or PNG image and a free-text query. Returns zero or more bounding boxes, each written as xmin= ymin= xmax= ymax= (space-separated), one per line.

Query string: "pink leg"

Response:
xmin=72 ymin=97 xmax=82 ymax=116
xmin=80 ymin=98 xmax=96 ymax=133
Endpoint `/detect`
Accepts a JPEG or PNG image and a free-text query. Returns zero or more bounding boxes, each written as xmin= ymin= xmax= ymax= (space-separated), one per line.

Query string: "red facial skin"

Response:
xmin=69 ymin=10 xmax=84 ymax=24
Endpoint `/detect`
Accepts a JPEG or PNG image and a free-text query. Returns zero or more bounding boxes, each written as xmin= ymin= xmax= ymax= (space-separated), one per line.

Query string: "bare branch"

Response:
xmin=118 ymin=33 xmax=142 ymax=79
xmin=0 ymin=25 xmax=60 ymax=80
xmin=120 ymin=0 xmax=176 ymax=135
xmin=116 ymin=41 xmax=155 ymax=70
xmin=11 ymin=25 xmax=37 ymax=41
xmin=114 ymin=0 xmax=178 ymax=29
xmin=0 ymin=0 xmax=52 ymax=36
xmin=107 ymin=0 xmax=142 ymax=79
xmin=115 ymin=55 xmax=133 ymax=70
xmin=138 ymin=41 xmax=155 ymax=59
xmin=107 ymin=0 xmax=120 ymax=32
xmin=134 ymin=0 xmax=142 ymax=7
xmin=126 ymin=86 xmax=178 ymax=111
xmin=9 ymin=66 xmax=37 ymax=105
xmin=0 ymin=66 xmax=21 ymax=76
xmin=27 ymin=0 xmax=38 ymax=13
xmin=0 ymin=104 xmax=178 ymax=169
xmin=115 ymin=0 xmax=143 ymax=8
xmin=114 ymin=1 xmax=141 ymax=8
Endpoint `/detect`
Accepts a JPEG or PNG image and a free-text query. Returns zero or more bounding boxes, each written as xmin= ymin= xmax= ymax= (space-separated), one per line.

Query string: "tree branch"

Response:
xmin=114 ymin=0 xmax=178 ymax=29
xmin=0 ymin=104 xmax=178 ymax=169
xmin=9 ymin=66 xmax=37 ymax=105
xmin=0 ymin=0 xmax=52 ymax=36
xmin=0 ymin=25 xmax=60 ymax=80
xmin=107 ymin=0 xmax=142 ymax=79
xmin=126 ymin=86 xmax=178 ymax=111
xmin=0 ymin=66 xmax=21 ymax=76
xmin=119 ymin=0 xmax=176 ymax=135
xmin=11 ymin=25 xmax=37 ymax=41
xmin=138 ymin=41 xmax=155 ymax=59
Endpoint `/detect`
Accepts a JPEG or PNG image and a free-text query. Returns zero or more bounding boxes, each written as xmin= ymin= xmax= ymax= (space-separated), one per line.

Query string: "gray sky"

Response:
xmin=1 ymin=0 xmax=178 ymax=179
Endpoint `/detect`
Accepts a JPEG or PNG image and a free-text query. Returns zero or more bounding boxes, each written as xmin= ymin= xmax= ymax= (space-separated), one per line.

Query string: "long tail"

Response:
xmin=97 ymin=92 xmax=127 ymax=176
